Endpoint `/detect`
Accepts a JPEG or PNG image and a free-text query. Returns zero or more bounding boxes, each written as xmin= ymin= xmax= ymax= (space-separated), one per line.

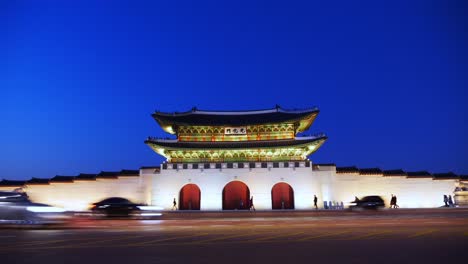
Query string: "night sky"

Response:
xmin=2 ymin=1 xmax=467 ymax=180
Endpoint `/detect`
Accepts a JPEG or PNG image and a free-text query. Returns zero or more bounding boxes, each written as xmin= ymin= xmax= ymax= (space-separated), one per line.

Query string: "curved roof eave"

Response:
xmin=152 ymin=107 xmax=320 ymax=134
xmin=145 ymin=136 xmax=327 ymax=151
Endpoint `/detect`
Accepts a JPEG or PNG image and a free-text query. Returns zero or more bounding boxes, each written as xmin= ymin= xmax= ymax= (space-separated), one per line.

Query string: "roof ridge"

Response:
xmin=154 ymin=106 xmax=319 ymax=116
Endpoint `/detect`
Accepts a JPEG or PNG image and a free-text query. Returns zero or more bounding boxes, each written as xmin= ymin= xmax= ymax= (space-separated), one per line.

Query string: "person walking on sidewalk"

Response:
xmin=249 ymin=196 xmax=256 ymax=211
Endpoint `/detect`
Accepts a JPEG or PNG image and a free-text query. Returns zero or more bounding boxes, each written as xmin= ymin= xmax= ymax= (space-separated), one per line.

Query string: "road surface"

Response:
xmin=1 ymin=208 xmax=467 ymax=264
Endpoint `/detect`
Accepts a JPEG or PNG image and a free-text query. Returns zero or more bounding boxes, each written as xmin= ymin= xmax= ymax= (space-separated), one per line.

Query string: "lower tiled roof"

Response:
xmin=432 ymin=172 xmax=459 ymax=180
xmin=119 ymin=170 xmax=139 ymax=176
xmin=96 ymin=171 xmax=119 ymax=179
xmin=406 ymin=171 xmax=432 ymax=178
xmin=359 ymin=168 xmax=382 ymax=175
xmin=27 ymin=178 xmax=50 ymax=184
xmin=336 ymin=166 xmax=360 ymax=173
xmin=383 ymin=170 xmax=407 ymax=177
xmin=0 ymin=169 xmax=141 ymax=186
xmin=51 ymin=176 xmax=75 ymax=182
xmin=0 ymin=180 xmax=26 ymax=186
xmin=75 ymin=174 xmax=97 ymax=180
xmin=336 ymin=167 xmax=462 ymax=180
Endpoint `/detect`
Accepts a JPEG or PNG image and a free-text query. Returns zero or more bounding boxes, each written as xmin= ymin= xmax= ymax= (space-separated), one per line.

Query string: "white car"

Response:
xmin=0 ymin=191 xmax=67 ymax=226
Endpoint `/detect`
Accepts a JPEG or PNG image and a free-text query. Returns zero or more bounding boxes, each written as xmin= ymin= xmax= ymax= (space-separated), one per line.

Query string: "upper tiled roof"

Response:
xmin=146 ymin=136 xmax=326 ymax=150
xmin=152 ymin=106 xmax=319 ymax=134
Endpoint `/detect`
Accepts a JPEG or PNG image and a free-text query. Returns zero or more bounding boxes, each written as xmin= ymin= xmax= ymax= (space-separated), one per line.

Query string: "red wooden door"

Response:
xmin=222 ymin=181 xmax=250 ymax=210
xmin=179 ymin=184 xmax=201 ymax=210
xmin=271 ymin=183 xmax=294 ymax=209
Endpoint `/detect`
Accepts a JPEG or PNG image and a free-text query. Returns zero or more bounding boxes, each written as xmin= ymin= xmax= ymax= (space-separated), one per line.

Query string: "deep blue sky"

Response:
xmin=2 ymin=1 xmax=467 ymax=180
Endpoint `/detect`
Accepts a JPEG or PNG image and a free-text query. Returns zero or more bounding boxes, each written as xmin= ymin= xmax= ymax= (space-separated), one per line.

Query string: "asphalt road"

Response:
xmin=1 ymin=208 xmax=467 ymax=264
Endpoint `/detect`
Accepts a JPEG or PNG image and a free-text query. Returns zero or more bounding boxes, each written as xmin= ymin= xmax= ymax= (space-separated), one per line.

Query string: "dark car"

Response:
xmin=91 ymin=197 xmax=142 ymax=217
xmin=349 ymin=195 xmax=385 ymax=210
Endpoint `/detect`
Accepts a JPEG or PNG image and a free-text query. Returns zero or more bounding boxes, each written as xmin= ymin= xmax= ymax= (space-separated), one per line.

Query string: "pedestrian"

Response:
xmin=313 ymin=195 xmax=318 ymax=209
xmin=448 ymin=195 xmax=454 ymax=207
xmin=394 ymin=195 xmax=399 ymax=208
xmin=249 ymin=196 xmax=255 ymax=211
xmin=172 ymin=198 xmax=177 ymax=210
xmin=390 ymin=194 xmax=395 ymax=208
xmin=443 ymin=195 xmax=448 ymax=207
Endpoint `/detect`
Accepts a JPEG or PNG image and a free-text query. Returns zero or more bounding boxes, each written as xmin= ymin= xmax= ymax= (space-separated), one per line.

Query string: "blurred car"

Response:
xmin=349 ymin=195 xmax=385 ymax=210
xmin=0 ymin=191 xmax=67 ymax=226
xmin=91 ymin=197 xmax=143 ymax=217
xmin=90 ymin=197 xmax=163 ymax=218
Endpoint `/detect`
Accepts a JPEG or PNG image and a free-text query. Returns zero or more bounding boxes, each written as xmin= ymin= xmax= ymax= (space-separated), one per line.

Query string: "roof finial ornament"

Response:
xmin=275 ymin=104 xmax=281 ymax=111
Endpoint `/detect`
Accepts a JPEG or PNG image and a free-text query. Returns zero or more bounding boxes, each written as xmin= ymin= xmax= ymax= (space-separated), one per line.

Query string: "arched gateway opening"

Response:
xmin=222 ymin=181 xmax=250 ymax=210
xmin=179 ymin=184 xmax=201 ymax=210
xmin=271 ymin=182 xmax=295 ymax=209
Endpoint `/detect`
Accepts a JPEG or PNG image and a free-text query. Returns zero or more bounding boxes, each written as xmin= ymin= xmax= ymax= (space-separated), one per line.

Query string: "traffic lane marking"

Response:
xmin=0 ymin=234 xmax=115 ymax=250
xmin=183 ymin=231 xmax=272 ymax=245
xmin=296 ymin=230 xmax=352 ymax=241
xmin=4 ymin=234 xmax=152 ymax=250
xmin=244 ymin=231 xmax=305 ymax=242
xmin=337 ymin=230 xmax=392 ymax=240
xmin=408 ymin=229 xmax=437 ymax=238
xmin=123 ymin=232 xmax=211 ymax=247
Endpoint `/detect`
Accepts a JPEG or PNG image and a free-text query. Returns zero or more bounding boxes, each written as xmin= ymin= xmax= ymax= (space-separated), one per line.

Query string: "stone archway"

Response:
xmin=271 ymin=182 xmax=295 ymax=209
xmin=222 ymin=181 xmax=250 ymax=210
xmin=179 ymin=184 xmax=201 ymax=210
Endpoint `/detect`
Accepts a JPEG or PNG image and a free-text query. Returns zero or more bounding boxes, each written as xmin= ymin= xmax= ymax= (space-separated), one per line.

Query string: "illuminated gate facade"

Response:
xmin=146 ymin=106 xmax=327 ymax=210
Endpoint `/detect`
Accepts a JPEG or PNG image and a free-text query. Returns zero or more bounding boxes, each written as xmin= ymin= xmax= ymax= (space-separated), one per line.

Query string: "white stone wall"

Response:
xmin=0 ymin=175 xmax=152 ymax=211
xmin=149 ymin=163 xmax=457 ymax=210
xmin=313 ymin=168 xmax=456 ymax=208
xmin=1 ymin=164 xmax=457 ymax=210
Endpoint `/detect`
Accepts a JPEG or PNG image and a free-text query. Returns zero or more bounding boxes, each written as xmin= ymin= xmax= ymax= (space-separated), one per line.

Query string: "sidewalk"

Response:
xmin=159 ymin=207 xmax=468 ymax=219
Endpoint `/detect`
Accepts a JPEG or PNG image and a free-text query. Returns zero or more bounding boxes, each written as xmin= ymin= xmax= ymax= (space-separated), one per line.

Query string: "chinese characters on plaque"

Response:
xmin=224 ymin=127 xmax=247 ymax=135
